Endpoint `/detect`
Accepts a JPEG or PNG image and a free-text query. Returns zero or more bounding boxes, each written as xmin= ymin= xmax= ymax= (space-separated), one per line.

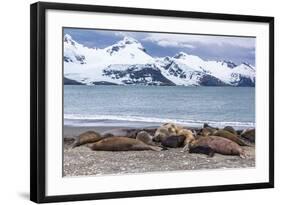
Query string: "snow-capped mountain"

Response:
xmin=64 ymin=34 xmax=255 ymax=86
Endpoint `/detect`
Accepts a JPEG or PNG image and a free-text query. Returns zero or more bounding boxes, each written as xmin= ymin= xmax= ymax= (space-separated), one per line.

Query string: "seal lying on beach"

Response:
xmin=72 ymin=131 xmax=103 ymax=148
xmin=154 ymin=123 xmax=195 ymax=148
xmin=213 ymin=130 xmax=248 ymax=146
xmin=198 ymin=127 xmax=217 ymax=136
xmin=101 ymin=128 xmax=138 ymax=139
xmin=161 ymin=135 xmax=186 ymax=148
xmin=187 ymin=136 xmax=247 ymax=158
xmin=223 ymin=126 xmax=237 ymax=136
xmin=240 ymin=128 xmax=255 ymax=143
xmin=178 ymin=129 xmax=195 ymax=145
xmin=101 ymin=128 xmax=157 ymax=139
xmin=136 ymin=131 xmax=158 ymax=146
xmin=154 ymin=123 xmax=184 ymax=140
xmin=153 ymin=126 xmax=171 ymax=142
xmin=189 ymin=145 xmax=215 ymax=157
xmin=89 ymin=137 xmax=163 ymax=151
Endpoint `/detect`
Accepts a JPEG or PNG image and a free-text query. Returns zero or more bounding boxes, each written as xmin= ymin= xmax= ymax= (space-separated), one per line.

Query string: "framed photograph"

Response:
xmin=30 ymin=2 xmax=274 ymax=203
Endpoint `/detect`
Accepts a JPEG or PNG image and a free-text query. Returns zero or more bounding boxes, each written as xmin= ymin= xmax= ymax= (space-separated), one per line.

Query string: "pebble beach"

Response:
xmin=63 ymin=125 xmax=255 ymax=177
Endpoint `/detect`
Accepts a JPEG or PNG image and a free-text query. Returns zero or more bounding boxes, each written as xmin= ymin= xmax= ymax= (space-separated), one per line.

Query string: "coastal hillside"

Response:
xmin=64 ymin=34 xmax=255 ymax=86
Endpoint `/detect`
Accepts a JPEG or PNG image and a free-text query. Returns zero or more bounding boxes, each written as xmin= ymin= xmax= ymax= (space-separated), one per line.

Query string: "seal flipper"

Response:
xmin=239 ymin=150 xmax=247 ymax=159
xmin=181 ymin=144 xmax=189 ymax=152
xmin=71 ymin=137 xmax=80 ymax=149
xmin=148 ymin=145 xmax=164 ymax=152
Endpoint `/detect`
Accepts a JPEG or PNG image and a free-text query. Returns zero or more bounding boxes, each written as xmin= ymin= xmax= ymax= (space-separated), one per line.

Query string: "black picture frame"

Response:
xmin=30 ymin=1 xmax=274 ymax=203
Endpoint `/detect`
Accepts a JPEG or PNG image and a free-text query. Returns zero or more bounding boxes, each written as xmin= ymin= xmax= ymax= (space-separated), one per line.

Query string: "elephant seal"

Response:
xmin=153 ymin=125 xmax=176 ymax=142
xmin=154 ymin=124 xmax=195 ymax=148
xmin=162 ymin=123 xmax=183 ymax=134
xmin=198 ymin=127 xmax=217 ymax=136
xmin=101 ymin=128 xmax=138 ymax=138
xmin=213 ymin=130 xmax=248 ymax=146
xmin=101 ymin=128 xmax=157 ymax=139
xmin=189 ymin=145 xmax=215 ymax=157
xmin=72 ymin=130 xmax=103 ymax=148
xmin=187 ymin=136 xmax=246 ymax=158
xmin=240 ymin=128 xmax=255 ymax=143
xmin=178 ymin=129 xmax=195 ymax=145
xmin=89 ymin=137 xmax=163 ymax=151
xmin=223 ymin=126 xmax=237 ymax=135
xmin=161 ymin=135 xmax=185 ymax=148
xmin=136 ymin=131 xmax=157 ymax=146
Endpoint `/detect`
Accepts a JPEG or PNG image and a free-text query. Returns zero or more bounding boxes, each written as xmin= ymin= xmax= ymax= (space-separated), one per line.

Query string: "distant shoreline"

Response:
xmin=64 ymin=78 xmax=255 ymax=87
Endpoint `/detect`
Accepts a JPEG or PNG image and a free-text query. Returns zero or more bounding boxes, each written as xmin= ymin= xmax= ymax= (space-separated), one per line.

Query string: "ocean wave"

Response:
xmin=64 ymin=114 xmax=255 ymax=128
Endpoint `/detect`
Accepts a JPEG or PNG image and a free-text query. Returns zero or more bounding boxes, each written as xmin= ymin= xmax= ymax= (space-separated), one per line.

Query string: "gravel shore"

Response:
xmin=63 ymin=126 xmax=255 ymax=177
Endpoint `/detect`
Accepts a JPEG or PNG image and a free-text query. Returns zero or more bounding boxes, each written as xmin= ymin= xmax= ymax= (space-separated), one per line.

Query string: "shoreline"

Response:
xmin=63 ymin=125 xmax=255 ymax=177
xmin=64 ymin=118 xmax=255 ymax=131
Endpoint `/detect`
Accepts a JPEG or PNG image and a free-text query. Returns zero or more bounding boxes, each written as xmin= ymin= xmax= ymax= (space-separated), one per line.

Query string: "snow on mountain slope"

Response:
xmin=155 ymin=52 xmax=255 ymax=86
xmin=64 ymin=34 xmax=255 ymax=86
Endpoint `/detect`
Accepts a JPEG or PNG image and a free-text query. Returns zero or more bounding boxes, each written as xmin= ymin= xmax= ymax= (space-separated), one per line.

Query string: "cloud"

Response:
xmin=142 ymin=33 xmax=255 ymax=49
xmin=156 ymin=40 xmax=195 ymax=48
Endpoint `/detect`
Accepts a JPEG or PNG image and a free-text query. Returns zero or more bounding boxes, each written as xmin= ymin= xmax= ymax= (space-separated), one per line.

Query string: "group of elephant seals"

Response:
xmin=199 ymin=127 xmax=248 ymax=146
xmin=88 ymin=137 xmax=163 ymax=152
xmin=71 ymin=123 xmax=253 ymax=157
xmin=188 ymin=136 xmax=246 ymax=158
xmin=73 ymin=129 xmax=163 ymax=152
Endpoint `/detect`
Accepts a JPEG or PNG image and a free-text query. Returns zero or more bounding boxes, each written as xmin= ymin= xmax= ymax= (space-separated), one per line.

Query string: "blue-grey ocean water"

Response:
xmin=64 ymin=85 xmax=255 ymax=129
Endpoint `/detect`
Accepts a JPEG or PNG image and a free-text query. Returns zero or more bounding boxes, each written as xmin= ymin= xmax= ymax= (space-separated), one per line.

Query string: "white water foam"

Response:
xmin=64 ymin=114 xmax=255 ymax=128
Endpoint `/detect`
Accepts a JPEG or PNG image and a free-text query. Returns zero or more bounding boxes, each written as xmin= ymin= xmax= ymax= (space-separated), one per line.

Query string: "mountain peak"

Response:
xmin=173 ymin=52 xmax=188 ymax=59
xmin=106 ymin=36 xmax=147 ymax=55
xmin=64 ymin=34 xmax=76 ymax=46
xmin=121 ymin=36 xmax=140 ymax=45
xmin=221 ymin=60 xmax=237 ymax=68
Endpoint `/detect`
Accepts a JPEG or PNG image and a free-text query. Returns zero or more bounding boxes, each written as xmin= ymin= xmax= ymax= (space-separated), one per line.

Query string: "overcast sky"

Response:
xmin=64 ymin=28 xmax=256 ymax=66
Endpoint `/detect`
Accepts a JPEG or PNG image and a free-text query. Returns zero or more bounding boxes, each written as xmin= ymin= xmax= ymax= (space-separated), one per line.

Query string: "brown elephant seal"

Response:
xmin=72 ymin=130 xmax=103 ymax=148
xmin=198 ymin=127 xmax=217 ymax=136
xmin=89 ymin=137 xmax=163 ymax=151
xmin=136 ymin=131 xmax=157 ymax=146
xmin=178 ymin=129 xmax=195 ymax=145
xmin=240 ymin=128 xmax=255 ymax=143
xmin=162 ymin=123 xmax=183 ymax=133
xmin=223 ymin=126 xmax=237 ymax=135
xmin=153 ymin=126 xmax=176 ymax=142
xmin=189 ymin=145 xmax=215 ymax=157
xmin=213 ymin=130 xmax=248 ymax=146
xmin=187 ymin=136 xmax=246 ymax=158
xmin=154 ymin=124 xmax=195 ymax=148
xmin=161 ymin=135 xmax=185 ymax=148
xmin=153 ymin=123 xmax=191 ymax=142
xmin=101 ymin=128 xmax=138 ymax=138
xmin=101 ymin=128 xmax=157 ymax=138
